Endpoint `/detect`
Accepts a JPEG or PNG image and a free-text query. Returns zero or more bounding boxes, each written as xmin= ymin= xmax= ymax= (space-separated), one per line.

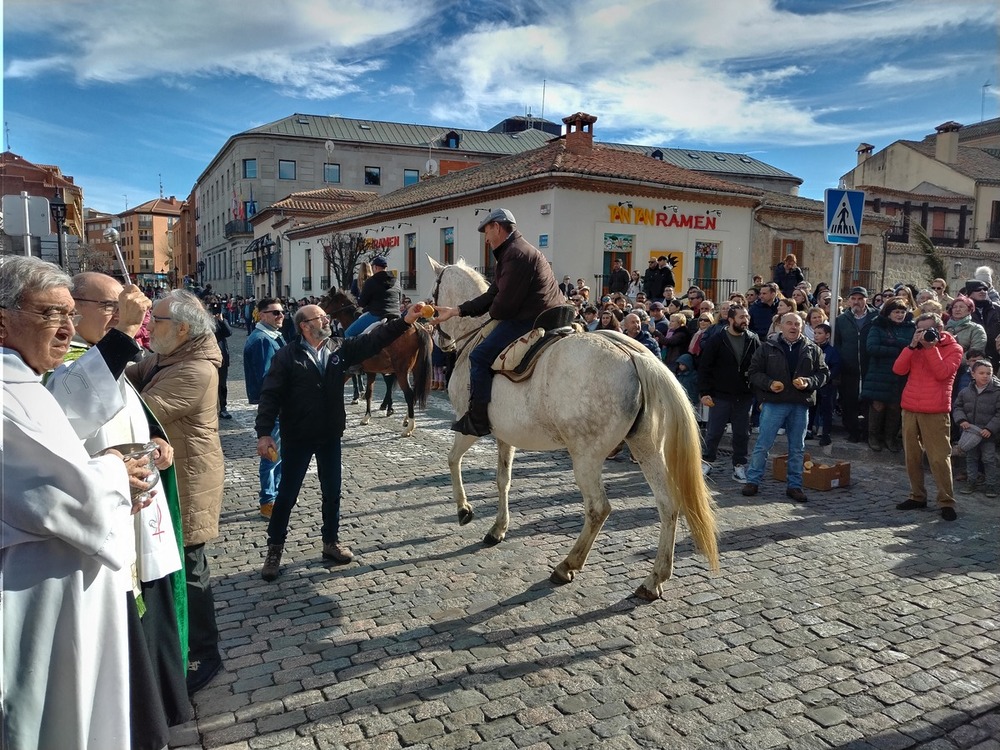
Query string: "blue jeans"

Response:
xmin=704 ymin=394 xmax=752 ymax=466
xmin=344 ymin=312 xmax=379 ymax=337
xmin=259 ymin=422 xmax=281 ymax=506
xmin=469 ymin=319 xmax=535 ymax=403
xmin=267 ymin=437 xmax=343 ymax=547
xmin=746 ymin=402 xmax=809 ymax=488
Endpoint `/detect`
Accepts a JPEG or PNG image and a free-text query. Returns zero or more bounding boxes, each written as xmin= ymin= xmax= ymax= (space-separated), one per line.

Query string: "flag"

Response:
xmin=238 ymin=185 xmax=246 ymax=220
xmin=231 ymin=188 xmax=238 ymax=220
xmin=247 ymin=185 xmax=256 ymax=218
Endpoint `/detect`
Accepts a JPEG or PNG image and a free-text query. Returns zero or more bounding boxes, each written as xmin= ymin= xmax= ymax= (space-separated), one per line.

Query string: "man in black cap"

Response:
xmin=965 ymin=279 xmax=1000 ymax=368
xmin=835 ymin=286 xmax=878 ymax=442
xmin=434 ymin=208 xmax=563 ymax=436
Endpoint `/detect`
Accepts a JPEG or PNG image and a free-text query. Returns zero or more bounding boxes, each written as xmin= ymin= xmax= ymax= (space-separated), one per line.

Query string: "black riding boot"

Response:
xmin=451 ymin=400 xmax=491 ymax=437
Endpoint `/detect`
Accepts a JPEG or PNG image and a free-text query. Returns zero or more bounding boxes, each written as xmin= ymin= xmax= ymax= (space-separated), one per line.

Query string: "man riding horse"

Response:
xmin=434 ymin=208 xmax=563 ymax=436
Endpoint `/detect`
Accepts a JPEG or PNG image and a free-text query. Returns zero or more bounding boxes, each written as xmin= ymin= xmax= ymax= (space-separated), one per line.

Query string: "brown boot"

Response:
xmin=261 ymin=544 xmax=283 ymax=581
xmin=451 ymin=400 xmax=491 ymax=436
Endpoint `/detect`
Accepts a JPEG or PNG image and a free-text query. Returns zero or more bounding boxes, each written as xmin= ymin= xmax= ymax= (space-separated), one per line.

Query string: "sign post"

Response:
xmin=824 ymin=188 xmax=866 ymax=342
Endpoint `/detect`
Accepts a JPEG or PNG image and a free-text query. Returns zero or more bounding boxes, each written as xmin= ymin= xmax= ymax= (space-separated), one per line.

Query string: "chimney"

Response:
xmin=856 ymin=143 xmax=874 ymax=165
xmin=562 ymin=112 xmax=597 ymax=155
xmin=934 ymin=120 xmax=961 ymax=164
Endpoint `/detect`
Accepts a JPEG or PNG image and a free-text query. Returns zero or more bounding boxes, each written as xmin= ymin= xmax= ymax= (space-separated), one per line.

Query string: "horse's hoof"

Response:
xmin=458 ymin=507 xmax=475 ymax=526
xmin=549 ymin=569 xmax=573 ymax=585
xmin=633 ymin=585 xmax=660 ymax=601
xmin=483 ymin=532 xmax=502 ymax=546
xmin=360 ymin=416 xmax=370 ymax=426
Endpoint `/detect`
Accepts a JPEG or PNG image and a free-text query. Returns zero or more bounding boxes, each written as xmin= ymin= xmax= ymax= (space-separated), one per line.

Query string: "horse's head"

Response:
xmin=321 ymin=288 xmax=359 ymax=326
xmin=428 ymin=255 xmax=490 ymax=352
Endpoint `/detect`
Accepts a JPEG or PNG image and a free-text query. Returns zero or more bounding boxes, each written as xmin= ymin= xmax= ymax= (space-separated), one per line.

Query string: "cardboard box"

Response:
xmin=772 ymin=453 xmax=851 ymax=490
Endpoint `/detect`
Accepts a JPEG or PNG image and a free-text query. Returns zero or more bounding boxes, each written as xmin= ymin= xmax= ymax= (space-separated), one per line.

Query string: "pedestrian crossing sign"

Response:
xmin=824 ymin=188 xmax=866 ymax=244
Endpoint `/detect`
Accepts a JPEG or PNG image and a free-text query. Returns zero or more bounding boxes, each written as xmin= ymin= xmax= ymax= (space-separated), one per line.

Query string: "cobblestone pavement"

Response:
xmin=170 ymin=327 xmax=999 ymax=750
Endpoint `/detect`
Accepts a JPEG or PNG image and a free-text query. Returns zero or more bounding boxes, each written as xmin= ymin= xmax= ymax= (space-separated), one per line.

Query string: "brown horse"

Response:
xmin=322 ymin=289 xmax=433 ymax=436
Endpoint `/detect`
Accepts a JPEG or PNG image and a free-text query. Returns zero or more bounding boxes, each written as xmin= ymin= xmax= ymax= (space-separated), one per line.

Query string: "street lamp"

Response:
xmin=262 ymin=240 xmax=276 ymax=297
xmin=50 ymin=192 xmax=67 ymax=270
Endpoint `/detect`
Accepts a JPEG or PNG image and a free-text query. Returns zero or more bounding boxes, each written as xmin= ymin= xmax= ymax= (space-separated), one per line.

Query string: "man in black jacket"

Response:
xmin=698 ymin=305 xmax=759 ymax=482
xmin=434 ymin=208 xmax=563 ymax=436
xmin=608 ymin=258 xmax=629 ymax=295
xmin=256 ymin=301 xmax=424 ymax=581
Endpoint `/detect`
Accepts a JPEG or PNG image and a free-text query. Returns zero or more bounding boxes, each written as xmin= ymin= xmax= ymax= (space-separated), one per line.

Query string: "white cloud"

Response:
xmin=428 ymin=0 xmax=998 ymax=144
xmin=4 ymin=0 xmax=437 ymax=100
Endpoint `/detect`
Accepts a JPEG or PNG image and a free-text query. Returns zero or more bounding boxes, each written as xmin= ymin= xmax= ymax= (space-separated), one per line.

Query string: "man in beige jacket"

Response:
xmin=127 ymin=289 xmax=225 ymax=695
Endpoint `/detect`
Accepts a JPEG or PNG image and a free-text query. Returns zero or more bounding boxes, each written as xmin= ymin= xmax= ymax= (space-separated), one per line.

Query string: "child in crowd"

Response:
xmin=952 ymin=359 xmax=1000 ymax=497
xmin=812 ymin=322 xmax=840 ymax=447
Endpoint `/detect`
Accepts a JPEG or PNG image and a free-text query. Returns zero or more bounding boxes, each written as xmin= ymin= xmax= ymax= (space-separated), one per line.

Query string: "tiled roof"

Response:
xmin=268 ymin=187 xmax=377 ymax=214
xmin=0 ymin=150 xmax=79 ymax=189
xmin=243 ymin=114 xmax=554 ymax=156
xmin=602 ymin=143 xmax=800 ymax=180
xmin=920 ymin=117 xmax=1000 ymax=144
xmin=856 ymin=184 xmax=972 ymax=203
xmin=125 ymin=197 xmax=183 ymax=215
xmin=757 ymin=191 xmax=822 ymax=214
xmin=290 ymin=138 xmax=762 ymax=237
xmin=901 ymin=140 xmax=1000 ymax=183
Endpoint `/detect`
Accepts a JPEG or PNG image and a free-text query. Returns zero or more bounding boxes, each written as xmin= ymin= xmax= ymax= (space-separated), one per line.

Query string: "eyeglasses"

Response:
xmin=74 ymin=297 xmax=119 ymax=313
xmin=932 ymin=286 xmax=945 ymax=291
xmin=150 ymin=314 xmax=173 ymax=322
xmin=699 ymin=317 xmax=712 ymax=322
xmin=302 ymin=315 xmax=331 ymax=323
xmin=262 ymin=309 xmax=284 ymax=316
xmin=3 ymin=305 xmax=81 ymax=326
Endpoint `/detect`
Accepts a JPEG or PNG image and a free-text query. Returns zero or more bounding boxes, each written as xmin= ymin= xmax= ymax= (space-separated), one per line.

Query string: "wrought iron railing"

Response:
xmin=320 ymin=276 xmax=331 ymax=290
xmin=224 ymin=220 xmax=253 ymax=238
xmin=691 ymin=278 xmax=739 ymax=303
xmin=302 ymin=277 xmax=312 ymax=291
xmin=400 ymin=271 xmax=417 ymax=289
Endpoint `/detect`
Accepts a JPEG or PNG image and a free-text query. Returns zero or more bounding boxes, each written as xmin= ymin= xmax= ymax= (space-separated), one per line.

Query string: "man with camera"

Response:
xmin=892 ymin=312 xmax=964 ymax=521
xmin=205 ymin=296 xmax=233 ymax=419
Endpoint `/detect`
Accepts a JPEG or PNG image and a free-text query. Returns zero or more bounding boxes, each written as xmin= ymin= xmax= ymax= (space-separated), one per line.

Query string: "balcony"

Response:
xmin=400 ymin=271 xmax=417 ymax=289
xmin=224 ymin=220 xmax=253 ymax=238
xmin=987 ymin=222 xmax=1000 ymax=241
xmin=302 ymin=277 xmax=312 ymax=292
xmin=320 ymin=276 xmax=331 ymax=290
xmin=690 ymin=278 xmax=739 ymax=303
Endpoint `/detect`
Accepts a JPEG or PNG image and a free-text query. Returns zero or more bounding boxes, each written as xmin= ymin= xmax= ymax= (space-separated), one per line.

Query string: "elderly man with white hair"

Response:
xmin=126 ymin=289 xmax=226 ymax=694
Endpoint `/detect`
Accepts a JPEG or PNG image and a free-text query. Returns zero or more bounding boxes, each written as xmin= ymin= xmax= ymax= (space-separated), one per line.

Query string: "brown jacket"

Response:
xmin=128 ymin=334 xmax=224 ymax=546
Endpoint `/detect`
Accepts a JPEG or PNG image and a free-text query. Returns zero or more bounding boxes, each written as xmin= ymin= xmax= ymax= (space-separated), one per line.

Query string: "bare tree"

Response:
xmin=75 ymin=242 xmax=116 ymax=275
xmin=321 ymin=232 xmax=393 ymax=291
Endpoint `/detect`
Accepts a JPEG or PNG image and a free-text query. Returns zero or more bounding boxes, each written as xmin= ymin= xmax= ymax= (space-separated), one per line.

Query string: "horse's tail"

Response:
xmin=412 ymin=324 xmax=433 ymax=409
xmin=632 ymin=350 xmax=719 ymax=572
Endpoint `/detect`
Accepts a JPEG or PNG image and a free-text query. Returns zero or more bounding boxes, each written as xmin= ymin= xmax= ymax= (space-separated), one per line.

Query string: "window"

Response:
xmin=441 ymin=227 xmax=454 ymax=264
xmin=403 ymin=169 xmax=419 ymax=186
xmin=771 ymin=239 xmax=805 ymax=271
xmin=278 ymin=160 xmax=296 ymax=180
xmin=243 ymin=159 xmax=257 ymax=179
xmin=324 ymin=163 xmax=341 ymax=183
xmin=364 ymin=166 xmax=381 ymax=186
xmin=404 ymin=233 xmax=417 ymax=289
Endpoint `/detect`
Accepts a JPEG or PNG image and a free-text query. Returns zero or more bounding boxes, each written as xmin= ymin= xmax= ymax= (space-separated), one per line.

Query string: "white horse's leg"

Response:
xmin=448 ymin=434 xmax=478 ymax=525
xmin=551 ymin=456 xmax=611 ymax=585
xmin=629 ymin=442 xmax=678 ymax=601
xmin=484 ymin=440 xmax=515 ymax=545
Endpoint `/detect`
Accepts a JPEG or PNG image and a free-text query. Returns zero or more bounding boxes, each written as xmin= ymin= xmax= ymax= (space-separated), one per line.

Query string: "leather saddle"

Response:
xmin=492 ymin=305 xmax=580 ymax=383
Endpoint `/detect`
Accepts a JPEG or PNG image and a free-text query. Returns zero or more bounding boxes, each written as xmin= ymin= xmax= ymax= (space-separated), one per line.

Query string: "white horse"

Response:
xmin=428 ymin=257 xmax=719 ymax=600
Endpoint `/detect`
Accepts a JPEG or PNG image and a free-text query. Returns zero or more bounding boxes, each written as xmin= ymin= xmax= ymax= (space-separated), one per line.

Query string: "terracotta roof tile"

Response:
xmin=291 ymin=138 xmax=761 ymax=236
xmin=901 ymin=140 xmax=1000 ymax=183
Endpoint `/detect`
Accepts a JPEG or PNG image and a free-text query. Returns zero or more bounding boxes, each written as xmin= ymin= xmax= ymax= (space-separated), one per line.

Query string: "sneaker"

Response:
xmin=219 ymin=409 xmax=232 ymax=420
xmin=819 ymin=434 xmax=832 ymax=447
xmin=261 ymin=544 xmax=283 ymax=581
xmin=777 ymin=428 xmax=786 ymax=436
xmin=732 ymin=464 xmax=748 ymax=482
xmin=786 ymin=487 xmax=808 ymax=503
xmin=896 ymin=499 xmax=928 ymax=510
xmin=960 ymin=482 xmax=978 ymax=495
xmin=322 ymin=542 xmax=354 ymax=564
xmin=805 ymin=431 xmax=815 ymax=441
xmin=941 ymin=507 xmax=958 ymax=521
xmin=259 ymin=501 xmax=274 ymax=519
xmin=701 ymin=460 xmax=713 ymax=478
xmin=186 ymin=654 xmax=222 ymax=695
xmin=985 ymin=489 xmax=999 ymax=499
xmin=741 ymin=483 xmax=758 ymax=497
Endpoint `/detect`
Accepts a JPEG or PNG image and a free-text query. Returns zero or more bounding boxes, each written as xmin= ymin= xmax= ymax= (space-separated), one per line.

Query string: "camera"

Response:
xmin=209 ymin=302 xmax=222 ymax=315
xmin=922 ymin=328 xmax=939 ymax=342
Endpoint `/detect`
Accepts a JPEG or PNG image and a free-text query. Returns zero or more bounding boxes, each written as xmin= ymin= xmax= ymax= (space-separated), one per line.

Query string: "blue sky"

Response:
xmin=4 ymin=0 xmax=998 ymax=214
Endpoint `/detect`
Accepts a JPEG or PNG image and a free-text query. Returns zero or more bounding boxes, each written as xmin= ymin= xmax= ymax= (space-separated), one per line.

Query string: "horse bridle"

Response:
xmin=431 ymin=265 xmax=490 ymax=355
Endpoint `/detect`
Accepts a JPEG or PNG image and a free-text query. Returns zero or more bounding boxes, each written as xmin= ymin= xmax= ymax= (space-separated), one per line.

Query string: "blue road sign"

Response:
xmin=824 ymin=188 xmax=866 ymax=244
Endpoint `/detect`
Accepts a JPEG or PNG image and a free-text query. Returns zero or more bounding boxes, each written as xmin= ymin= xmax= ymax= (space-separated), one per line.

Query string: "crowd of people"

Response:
xmin=4 ymin=231 xmax=997 ymax=747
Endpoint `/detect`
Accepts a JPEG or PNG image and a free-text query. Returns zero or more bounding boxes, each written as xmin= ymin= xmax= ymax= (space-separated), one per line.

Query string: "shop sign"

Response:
xmin=364 ymin=235 xmax=401 ymax=250
xmin=608 ymin=204 xmax=717 ymax=230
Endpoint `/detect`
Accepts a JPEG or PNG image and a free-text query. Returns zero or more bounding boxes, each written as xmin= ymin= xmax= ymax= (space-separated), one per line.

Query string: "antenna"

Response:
xmin=159 ymin=173 xmax=164 ymax=198
xmin=541 ymin=79 xmax=546 ymax=125
xmin=124 ymin=194 xmax=128 ymax=211
xmin=984 ymin=81 xmax=992 ymax=123
xmin=3 ymin=121 xmax=9 ymax=151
